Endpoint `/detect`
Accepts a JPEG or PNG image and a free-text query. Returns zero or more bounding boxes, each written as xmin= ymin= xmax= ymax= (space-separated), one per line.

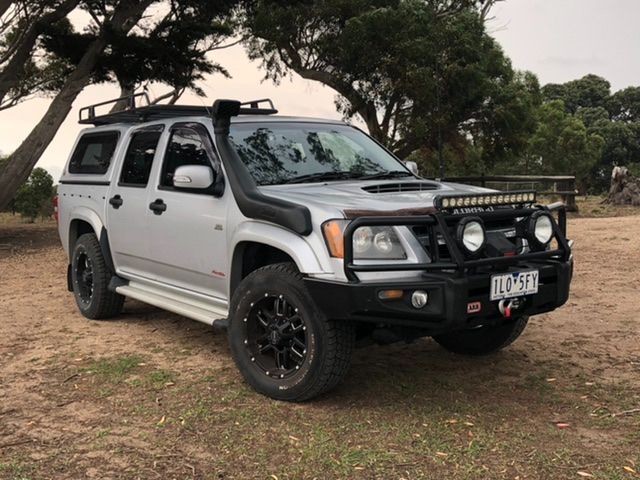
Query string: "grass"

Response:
xmin=4 ymin=347 xmax=640 ymax=479
xmin=0 ymin=460 xmax=34 ymax=480
xmin=86 ymin=355 xmax=143 ymax=382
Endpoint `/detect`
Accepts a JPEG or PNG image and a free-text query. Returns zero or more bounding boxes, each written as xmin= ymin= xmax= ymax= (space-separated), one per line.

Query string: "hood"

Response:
xmin=259 ymin=179 xmax=493 ymax=218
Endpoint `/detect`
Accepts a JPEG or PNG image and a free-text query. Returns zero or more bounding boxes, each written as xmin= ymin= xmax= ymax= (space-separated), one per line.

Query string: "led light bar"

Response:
xmin=434 ymin=191 xmax=536 ymax=210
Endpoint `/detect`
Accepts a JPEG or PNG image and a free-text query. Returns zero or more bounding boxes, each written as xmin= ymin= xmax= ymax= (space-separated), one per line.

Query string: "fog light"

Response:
xmin=411 ymin=290 xmax=429 ymax=309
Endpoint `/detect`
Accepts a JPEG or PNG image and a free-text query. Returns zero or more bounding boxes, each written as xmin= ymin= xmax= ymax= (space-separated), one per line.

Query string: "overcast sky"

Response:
xmin=1 ymin=0 xmax=639 ymax=181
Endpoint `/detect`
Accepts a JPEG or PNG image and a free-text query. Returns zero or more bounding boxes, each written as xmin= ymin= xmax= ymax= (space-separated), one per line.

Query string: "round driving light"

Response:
xmin=470 ymin=197 xmax=478 ymax=206
xmin=516 ymin=194 xmax=523 ymax=202
xmin=373 ymin=231 xmax=393 ymax=253
xmin=497 ymin=195 xmax=504 ymax=203
xmin=456 ymin=218 xmax=486 ymax=255
xmin=463 ymin=197 xmax=471 ymax=206
xmin=353 ymin=227 xmax=373 ymax=253
xmin=442 ymin=198 xmax=450 ymax=208
xmin=411 ymin=290 xmax=429 ymax=309
xmin=533 ymin=213 xmax=553 ymax=245
xmin=456 ymin=198 xmax=464 ymax=207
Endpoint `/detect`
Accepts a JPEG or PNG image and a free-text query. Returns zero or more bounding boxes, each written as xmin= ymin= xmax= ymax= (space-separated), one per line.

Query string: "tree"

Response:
xmin=607 ymin=86 xmax=640 ymax=123
xmin=243 ymin=0 xmax=532 ymax=170
xmin=0 ymin=0 xmax=239 ymax=210
xmin=541 ymin=74 xmax=611 ymax=114
xmin=526 ymin=100 xmax=603 ymax=191
xmin=13 ymin=167 xmax=54 ymax=221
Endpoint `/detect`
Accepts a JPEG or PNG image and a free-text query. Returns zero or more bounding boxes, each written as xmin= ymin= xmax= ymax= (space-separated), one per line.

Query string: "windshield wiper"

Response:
xmin=357 ymin=170 xmax=414 ymax=180
xmin=284 ymin=171 xmax=360 ymax=184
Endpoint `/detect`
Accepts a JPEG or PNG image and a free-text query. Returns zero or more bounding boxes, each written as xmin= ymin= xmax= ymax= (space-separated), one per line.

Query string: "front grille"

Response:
xmin=362 ymin=182 xmax=440 ymax=194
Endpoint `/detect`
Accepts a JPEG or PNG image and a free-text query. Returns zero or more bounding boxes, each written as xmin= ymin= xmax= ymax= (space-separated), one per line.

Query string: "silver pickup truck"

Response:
xmin=57 ymin=95 xmax=573 ymax=401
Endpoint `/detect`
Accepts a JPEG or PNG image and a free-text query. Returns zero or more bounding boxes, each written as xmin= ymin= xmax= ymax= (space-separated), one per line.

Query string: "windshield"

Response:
xmin=229 ymin=123 xmax=411 ymax=185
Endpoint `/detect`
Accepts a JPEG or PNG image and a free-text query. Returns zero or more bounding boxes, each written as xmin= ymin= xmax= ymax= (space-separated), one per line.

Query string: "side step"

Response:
xmin=116 ymin=282 xmax=228 ymax=326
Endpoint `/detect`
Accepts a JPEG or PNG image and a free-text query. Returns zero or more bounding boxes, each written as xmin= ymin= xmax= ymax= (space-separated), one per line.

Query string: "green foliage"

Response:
xmin=244 ymin=0 xmax=537 ymax=167
xmin=541 ymin=75 xmax=640 ymax=191
xmin=542 ymin=74 xmax=611 ymax=114
xmin=13 ymin=167 xmax=54 ymax=222
xmin=525 ymin=101 xmax=603 ymax=190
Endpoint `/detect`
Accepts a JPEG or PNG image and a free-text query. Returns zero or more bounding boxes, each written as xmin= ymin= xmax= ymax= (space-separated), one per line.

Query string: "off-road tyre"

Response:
xmin=433 ymin=316 xmax=529 ymax=356
xmin=228 ymin=263 xmax=355 ymax=402
xmin=71 ymin=233 xmax=124 ymax=320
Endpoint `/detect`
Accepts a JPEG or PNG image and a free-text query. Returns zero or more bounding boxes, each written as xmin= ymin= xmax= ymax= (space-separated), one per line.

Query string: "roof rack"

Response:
xmin=78 ymin=94 xmax=278 ymax=126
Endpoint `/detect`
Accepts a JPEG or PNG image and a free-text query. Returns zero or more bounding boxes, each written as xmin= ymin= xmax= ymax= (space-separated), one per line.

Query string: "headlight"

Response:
xmin=528 ymin=212 xmax=553 ymax=247
xmin=456 ymin=217 xmax=486 ymax=255
xmin=322 ymin=220 xmax=407 ymax=259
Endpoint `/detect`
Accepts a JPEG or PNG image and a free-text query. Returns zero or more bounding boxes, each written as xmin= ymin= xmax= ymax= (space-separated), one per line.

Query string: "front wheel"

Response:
xmin=433 ymin=316 xmax=529 ymax=356
xmin=228 ymin=263 xmax=355 ymax=402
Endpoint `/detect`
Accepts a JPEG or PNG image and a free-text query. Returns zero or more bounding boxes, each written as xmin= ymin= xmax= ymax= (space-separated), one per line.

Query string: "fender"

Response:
xmin=67 ymin=207 xmax=115 ymax=272
xmin=230 ymin=222 xmax=326 ymax=276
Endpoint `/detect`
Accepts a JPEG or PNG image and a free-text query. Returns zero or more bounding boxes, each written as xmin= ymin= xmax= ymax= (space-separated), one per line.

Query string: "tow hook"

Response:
xmin=498 ymin=298 xmax=524 ymax=318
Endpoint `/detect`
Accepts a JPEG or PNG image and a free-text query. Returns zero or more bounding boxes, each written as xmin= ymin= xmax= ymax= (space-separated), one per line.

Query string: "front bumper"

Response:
xmin=306 ymin=201 xmax=573 ymax=335
xmin=305 ymin=258 xmax=572 ymax=334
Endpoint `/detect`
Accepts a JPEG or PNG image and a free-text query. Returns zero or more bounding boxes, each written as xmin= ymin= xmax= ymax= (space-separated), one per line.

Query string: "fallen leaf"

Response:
xmin=555 ymin=422 xmax=570 ymax=429
xmin=289 ymin=435 xmax=300 ymax=442
xmin=577 ymin=472 xmax=593 ymax=478
xmin=623 ymin=466 xmax=637 ymax=474
xmin=546 ymin=378 xmax=557 ymax=382
xmin=157 ymin=415 xmax=165 ymax=426
xmin=464 ymin=422 xmax=475 ymax=426
xmin=435 ymin=452 xmax=448 ymax=457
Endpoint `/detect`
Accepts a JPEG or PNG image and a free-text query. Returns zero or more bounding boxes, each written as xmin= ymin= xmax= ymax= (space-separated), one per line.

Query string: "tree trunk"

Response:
xmin=109 ymin=83 xmax=135 ymax=113
xmin=605 ymin=166 xmax=640 ymax=206
xmin=0 ymin=0 xmax=154 ymax=210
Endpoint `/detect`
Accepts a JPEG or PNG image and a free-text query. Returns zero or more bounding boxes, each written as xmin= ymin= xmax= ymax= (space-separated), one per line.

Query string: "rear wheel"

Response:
xmin=228 ymin=263 xmax=355 ymax=401
xmin=433 ymin=316 xmax=528 ymax=356
xmin=71 ymin=233 xmax=124 ymax=320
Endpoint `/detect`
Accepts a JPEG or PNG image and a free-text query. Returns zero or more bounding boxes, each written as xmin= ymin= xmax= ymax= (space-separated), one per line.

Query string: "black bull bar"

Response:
xmin=343 ymin=202 xmax=571 ymax=282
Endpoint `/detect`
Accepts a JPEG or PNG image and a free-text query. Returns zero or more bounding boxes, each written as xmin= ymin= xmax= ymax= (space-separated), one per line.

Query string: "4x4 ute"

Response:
xmin=57 ymin=94 xmax=573 ymax=401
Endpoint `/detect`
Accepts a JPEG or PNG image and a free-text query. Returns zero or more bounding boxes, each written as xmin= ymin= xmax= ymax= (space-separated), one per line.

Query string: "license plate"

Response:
xmin=490 ymin=270 xmax=539 ymax=301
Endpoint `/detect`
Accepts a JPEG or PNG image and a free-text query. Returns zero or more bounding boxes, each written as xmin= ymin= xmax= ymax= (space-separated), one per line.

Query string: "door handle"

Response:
xmin=149 ymin=198 xmax=167 ymax=215
xmin=109 ymin=194 xmax=123 ymax=209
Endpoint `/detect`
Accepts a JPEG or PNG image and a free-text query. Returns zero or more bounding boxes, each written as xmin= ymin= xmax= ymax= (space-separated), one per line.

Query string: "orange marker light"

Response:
xmin=322 ymin=220 xmax=346 ymax=258
xmin=378 ymin=290 xmax=404 ymax=301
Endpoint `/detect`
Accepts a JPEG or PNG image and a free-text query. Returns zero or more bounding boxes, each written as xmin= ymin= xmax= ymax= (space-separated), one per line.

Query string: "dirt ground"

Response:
xmin=1 ymin=214 xmax=639 ymax=480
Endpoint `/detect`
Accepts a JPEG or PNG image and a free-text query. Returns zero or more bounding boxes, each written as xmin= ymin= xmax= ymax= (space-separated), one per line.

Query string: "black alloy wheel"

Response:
xmin=74 ymin=249 xmax=94 ymax=305
xmin=244 ymin=294 xmax=308 ymax=379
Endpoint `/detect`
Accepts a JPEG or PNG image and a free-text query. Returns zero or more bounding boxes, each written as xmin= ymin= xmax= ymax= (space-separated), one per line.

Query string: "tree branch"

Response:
xmin=0 ymin=0 xmax=80 ymax=106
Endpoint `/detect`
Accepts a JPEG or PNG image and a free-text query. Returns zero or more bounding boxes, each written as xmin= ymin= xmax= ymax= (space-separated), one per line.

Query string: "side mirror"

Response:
xmin=173 ymin=165 xmax=215 ymax=190
xmin=405 ymin=161 xmax=419 ymax=176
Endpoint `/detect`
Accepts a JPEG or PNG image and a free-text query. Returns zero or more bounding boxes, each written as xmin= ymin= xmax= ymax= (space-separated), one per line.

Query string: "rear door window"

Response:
xmin=68 ymin=131 xmax=120 ymax=174
xmin=119 ymin=127 xmax=164 ymax=187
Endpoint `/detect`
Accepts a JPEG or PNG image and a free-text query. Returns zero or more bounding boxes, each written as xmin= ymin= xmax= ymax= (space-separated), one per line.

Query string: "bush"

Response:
xmin=13 ymin=167 xmax=55 ymax=222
